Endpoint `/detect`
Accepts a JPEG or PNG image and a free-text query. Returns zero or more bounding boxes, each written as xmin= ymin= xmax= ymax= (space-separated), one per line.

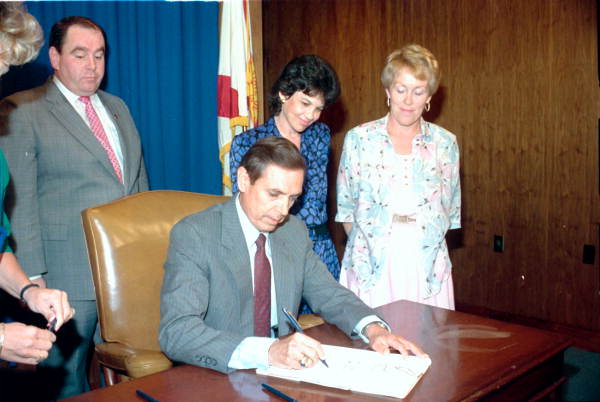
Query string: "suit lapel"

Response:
xmin=220 ymin=199 xmax=254 ymax=331
xmin=270 ymin=226 xmax=299 ymax=335
xmin=45 ymin=80 xmax=122 ymax=184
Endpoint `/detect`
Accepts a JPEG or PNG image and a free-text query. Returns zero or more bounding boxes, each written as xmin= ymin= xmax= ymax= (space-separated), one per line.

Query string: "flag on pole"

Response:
xmin=217 ymin=0 xmax=258 ymax=195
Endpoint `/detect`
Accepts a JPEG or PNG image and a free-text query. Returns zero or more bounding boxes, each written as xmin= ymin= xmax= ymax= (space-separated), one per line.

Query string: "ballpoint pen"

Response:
xmin=46 ymin=317 xmax=57 ymax=333
xmin=261 ymin=383 xmax=298 ymax=402
xmin=282 ymin=307 xmax=329 ymax=368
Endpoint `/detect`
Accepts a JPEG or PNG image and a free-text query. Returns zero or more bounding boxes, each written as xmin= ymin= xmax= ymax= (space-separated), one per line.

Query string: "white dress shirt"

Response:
xmin=228 ymin=196 xmax=383 ymax=370
xmin=227 ymin=196 xmax=278 ymax=369
xmin=53 ymin=76 xmax=125 ymax=181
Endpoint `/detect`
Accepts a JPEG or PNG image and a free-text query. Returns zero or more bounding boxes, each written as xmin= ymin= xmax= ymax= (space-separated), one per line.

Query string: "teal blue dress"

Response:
xmin=1 ymin=150 xmax=12 ymax=253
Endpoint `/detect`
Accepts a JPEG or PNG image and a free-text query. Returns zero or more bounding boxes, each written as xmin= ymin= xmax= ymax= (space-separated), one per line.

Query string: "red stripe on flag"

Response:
xmin=217 ymin=74 xmax=240 ymax=119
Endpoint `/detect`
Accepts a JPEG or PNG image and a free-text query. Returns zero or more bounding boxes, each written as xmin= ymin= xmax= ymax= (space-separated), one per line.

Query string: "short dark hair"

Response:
xmin=268 ymin=54 xmax=340 ymax=115
xmin=240 ymin=137 xmax=306 ymax=184
xmin=49 ymin=16 xmax=104 ymax=53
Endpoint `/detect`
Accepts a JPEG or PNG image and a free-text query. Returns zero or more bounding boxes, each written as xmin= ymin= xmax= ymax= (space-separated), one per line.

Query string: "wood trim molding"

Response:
xmin=249 ymin=0 xmax=264 ymax=124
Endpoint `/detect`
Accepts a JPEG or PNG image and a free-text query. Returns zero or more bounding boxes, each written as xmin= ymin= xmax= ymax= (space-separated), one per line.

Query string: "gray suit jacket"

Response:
xmin=0 ymin=79 xmax=148 ymax=300
xmin=159 ymin=198 xmax=376 ymax=373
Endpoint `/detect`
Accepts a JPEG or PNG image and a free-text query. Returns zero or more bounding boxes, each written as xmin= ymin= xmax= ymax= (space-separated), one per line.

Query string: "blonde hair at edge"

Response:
xmin=381 ymin=44 xmax=441 ymax=95
xmin=0 ymin=2 xmax=43 ymax=74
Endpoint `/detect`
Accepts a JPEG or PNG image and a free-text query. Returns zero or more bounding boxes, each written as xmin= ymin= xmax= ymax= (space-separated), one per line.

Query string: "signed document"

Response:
xmin=256 ymin=345 xmax=432 ymax=399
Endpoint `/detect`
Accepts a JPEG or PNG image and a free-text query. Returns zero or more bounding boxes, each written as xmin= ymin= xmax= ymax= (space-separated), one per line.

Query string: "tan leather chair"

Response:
xmin=298 ymin=313 xmax=324 ymax=330
xmin=82 ymin=190 xmax=229 ymax=385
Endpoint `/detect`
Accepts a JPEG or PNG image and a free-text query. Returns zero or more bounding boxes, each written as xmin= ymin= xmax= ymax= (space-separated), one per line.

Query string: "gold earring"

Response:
xmin=425 ymin=101 xmax=431 ymax=112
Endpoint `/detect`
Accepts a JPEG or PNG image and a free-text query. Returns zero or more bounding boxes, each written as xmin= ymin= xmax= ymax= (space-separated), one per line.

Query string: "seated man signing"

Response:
xmin=159 ymin=137 xmax=425 ymax=373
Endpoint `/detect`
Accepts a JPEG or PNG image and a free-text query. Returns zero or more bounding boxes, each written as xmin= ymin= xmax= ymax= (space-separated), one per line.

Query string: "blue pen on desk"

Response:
xmin=261 ymin=383 xmax=298 ymax=402
xmin=282 ymin=307 xmax=329 ymax=368
xmin=136 ymin=389 xmax=159 ymax=402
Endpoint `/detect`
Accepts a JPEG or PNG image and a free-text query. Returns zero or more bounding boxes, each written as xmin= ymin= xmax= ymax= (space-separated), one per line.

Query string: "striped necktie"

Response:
xmin=79 ymin=96 xmax=123 ymax=184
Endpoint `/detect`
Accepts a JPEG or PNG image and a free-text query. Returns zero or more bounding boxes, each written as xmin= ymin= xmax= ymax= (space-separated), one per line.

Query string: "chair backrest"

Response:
xmin=82 ymin=190 xmax=229 ymax=350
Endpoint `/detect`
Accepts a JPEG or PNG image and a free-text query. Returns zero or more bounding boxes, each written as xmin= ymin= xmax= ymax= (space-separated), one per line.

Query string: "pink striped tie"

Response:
xmin=79 ymin=96 xmax=123 ymax=184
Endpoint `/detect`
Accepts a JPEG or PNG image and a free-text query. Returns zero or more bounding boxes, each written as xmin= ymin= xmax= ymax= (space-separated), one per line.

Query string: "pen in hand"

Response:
xmin=282 ymin=307 xmax=329 ymax=368
xmin=46 ymin=317 xmax=57 ymax=333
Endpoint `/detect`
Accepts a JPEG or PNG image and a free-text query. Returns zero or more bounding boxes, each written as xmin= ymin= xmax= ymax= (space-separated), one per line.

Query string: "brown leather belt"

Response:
xmin=392 ymin=214 xmax=416 ymax=223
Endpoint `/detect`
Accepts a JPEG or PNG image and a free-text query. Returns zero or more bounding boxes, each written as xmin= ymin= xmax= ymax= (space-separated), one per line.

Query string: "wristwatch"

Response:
xmin=361 ymin=320 xmax=390 ymax=339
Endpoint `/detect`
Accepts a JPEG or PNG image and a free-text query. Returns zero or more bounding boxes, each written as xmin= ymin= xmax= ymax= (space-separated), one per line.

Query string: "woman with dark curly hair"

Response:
xmin=229 ymin=55 xmax=341 ymax=313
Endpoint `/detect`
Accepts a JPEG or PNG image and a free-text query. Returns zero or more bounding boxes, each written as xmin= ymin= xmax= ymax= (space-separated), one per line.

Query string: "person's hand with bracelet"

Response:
xmin=0 ymin=321 xmax=56 ymax=365
xmin=20 ymin=281 xmax=75 ymax=332
xmin=363 ymin=321 xmax=427 ymax=357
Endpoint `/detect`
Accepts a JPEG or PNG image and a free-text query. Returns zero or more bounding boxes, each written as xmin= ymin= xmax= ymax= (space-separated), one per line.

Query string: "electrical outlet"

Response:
xmin=583 ymin=245 xmax=595 ymax=264
xmin=493 ymin=235 xmax=504 ymax=253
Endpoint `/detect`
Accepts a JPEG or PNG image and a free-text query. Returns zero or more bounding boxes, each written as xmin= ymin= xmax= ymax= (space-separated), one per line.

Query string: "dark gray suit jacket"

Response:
xmin=159 ymin=198 xmax=377 ymax=373
xmin=0 ymin=79 xmax=148 ymax=300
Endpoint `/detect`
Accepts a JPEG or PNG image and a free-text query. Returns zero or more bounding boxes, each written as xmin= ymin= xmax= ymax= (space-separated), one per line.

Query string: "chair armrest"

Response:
xmin=298 ymin=313 xmax=324 ymax=330
xmin=95 ymin=342 xmax=173 ymax=378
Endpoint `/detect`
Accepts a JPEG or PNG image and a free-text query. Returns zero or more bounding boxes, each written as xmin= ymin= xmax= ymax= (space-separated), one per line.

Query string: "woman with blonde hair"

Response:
xmin=336 ymin=44 xmax=461 ymax=309
xmin=0 ymin=2 xmax=43 ymax=73
xmin=0 ymin=1 xmax=73 ymax=365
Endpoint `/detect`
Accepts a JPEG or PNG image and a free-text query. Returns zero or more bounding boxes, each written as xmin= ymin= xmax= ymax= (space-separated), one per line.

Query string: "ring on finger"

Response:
xmin=299 ymin=355 xmax=308 ymax=367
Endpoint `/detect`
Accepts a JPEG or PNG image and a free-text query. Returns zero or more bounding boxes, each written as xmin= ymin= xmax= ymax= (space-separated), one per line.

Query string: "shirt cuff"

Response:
xmin=353 ymin=315 xmax=391 ymax=343
xmin=228 ymin=336 xmax=277 ymax=370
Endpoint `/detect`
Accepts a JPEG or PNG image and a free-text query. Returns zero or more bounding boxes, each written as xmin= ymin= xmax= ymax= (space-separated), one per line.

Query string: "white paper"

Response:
xmin=256 ymin=345 xmax=431 ymax=399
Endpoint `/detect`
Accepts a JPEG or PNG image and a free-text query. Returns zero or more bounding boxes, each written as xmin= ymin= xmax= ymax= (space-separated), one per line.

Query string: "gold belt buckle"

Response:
xmin=393 ymin=215 xmax=416 ymax=223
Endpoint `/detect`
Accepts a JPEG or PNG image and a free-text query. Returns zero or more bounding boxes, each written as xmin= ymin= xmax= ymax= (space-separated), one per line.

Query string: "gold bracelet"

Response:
xmin=0 ymin=323 xmax=5 ymax=356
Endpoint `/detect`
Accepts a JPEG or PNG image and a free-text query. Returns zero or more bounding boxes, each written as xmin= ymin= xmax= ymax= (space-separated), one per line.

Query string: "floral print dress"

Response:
xmin=336 ymin=115 xmax=461 ymax=309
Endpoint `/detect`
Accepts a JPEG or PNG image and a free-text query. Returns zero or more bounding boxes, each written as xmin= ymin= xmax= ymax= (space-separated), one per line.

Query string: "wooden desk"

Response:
xmin=64 ymin=300 xmax=571 ymax=401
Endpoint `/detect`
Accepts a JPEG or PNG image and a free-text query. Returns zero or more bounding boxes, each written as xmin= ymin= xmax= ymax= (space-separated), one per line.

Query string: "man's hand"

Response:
xmin=23 ymin=287 xmax=75 ymax=332
xmin=268 ymin=332 xmax=326 ymax=369
xmin=0 ymin=322 xmax=56 ymax=365
xmin=365 ymin=322 xmax=427 ymax=357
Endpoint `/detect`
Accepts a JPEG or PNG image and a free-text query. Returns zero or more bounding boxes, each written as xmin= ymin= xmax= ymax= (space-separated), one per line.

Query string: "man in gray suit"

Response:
xmin=160 ymin=137 xmax=424 ymax=374
xmin=0 ymin=16 xmax=148 ymax=398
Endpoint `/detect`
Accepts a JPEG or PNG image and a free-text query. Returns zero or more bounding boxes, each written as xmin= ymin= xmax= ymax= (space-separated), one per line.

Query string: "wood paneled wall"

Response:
xmin=262 ymin=0 xmax=600 ymax=330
